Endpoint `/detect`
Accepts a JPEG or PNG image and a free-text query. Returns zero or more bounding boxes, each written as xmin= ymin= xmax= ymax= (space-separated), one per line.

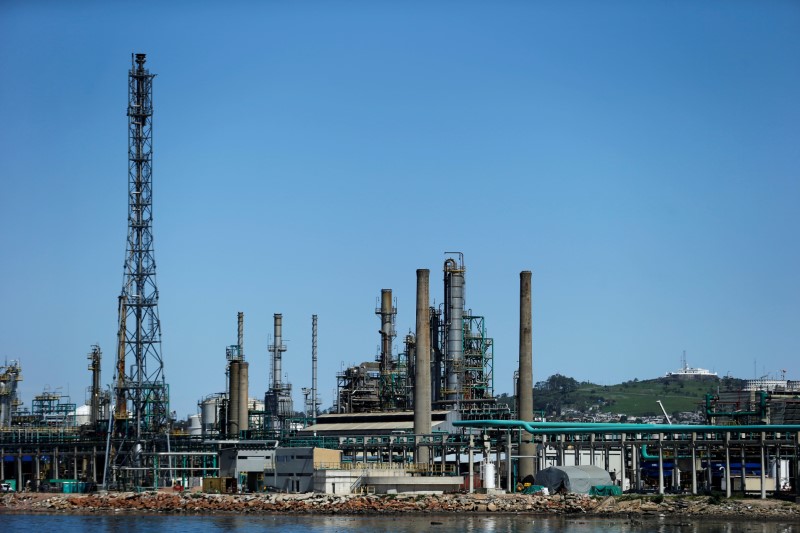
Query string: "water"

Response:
xmin=0 ymin=514 xmax=799 ymax=532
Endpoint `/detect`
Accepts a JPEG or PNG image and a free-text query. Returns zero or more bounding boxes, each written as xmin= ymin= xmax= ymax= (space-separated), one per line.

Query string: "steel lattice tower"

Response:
xmin=110 ymin=54 xmax=169 ymax=486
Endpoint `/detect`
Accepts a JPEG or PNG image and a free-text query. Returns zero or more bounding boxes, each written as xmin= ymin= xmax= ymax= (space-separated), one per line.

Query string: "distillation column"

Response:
xmin=238 ymin=312 xmax=249 ymax=433
xmin=444 ymin=255 xmax=465 ymax=405
xmin=518 ymin=270 xmax=535 ymax=482
xmin=266 ymin=313 xmax=292 ymax=430
xmin=87 ymin=345 xmax=102 ymax=425
xmin=377 ymin=289 xmax=397 ymax=408
xmin=271 ymin=314 xmax=286 ymax=390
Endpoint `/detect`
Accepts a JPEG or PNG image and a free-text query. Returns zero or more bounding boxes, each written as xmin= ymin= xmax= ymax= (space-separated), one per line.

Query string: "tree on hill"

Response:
xmin=533 ymin=374 xmax=580 ymax=416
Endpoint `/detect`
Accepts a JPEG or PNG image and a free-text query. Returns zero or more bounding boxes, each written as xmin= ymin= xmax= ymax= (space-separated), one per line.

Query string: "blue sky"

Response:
xmin=1 ymin=1 xmax=798 ymax=419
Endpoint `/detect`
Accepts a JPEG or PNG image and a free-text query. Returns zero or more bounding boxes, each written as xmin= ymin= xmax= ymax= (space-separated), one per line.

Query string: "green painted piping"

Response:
xmin=705 ymin=391 xmax=767 ymax=419
xmin=452 ymin=419 xmax=800 ymax=436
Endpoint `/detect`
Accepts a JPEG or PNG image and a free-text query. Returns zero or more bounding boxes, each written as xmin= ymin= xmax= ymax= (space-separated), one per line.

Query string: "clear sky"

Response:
xmin=1 ymin=1 xmax=798 ymax=419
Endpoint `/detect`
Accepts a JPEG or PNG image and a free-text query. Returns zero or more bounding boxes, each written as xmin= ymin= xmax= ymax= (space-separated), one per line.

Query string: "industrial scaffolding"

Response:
xmin=107 ymin=53 xmax=172 ymax=490
xmin=336 ymin=254 xmax=507 ymax=420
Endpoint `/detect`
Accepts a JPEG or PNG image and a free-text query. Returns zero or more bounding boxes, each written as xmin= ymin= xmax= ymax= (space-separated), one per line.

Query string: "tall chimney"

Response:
xmin=414 ymin=269 xmax=432 ymax=465
xmin=312 ymin=314 xmax=318 ymax=420
xmin=518 ymin=270 xmax=535 ymax=482
xmin=228 ymin=360 xmax=240 ymax=437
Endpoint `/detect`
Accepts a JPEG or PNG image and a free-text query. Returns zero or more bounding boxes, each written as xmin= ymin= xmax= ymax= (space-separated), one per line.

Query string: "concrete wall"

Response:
xmin=272 ymin=447 xmax=315 ymax=492
xmin=219 ymin=448 xmax=275 ymax=481
xmin=313 ymin=469 xmax=360 ymax=494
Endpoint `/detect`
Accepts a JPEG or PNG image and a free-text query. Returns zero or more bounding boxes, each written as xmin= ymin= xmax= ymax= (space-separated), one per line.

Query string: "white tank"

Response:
xmin=201 ymin=397 xmax=220 ymax=432
xmin=188 ymin=414 xmax=202 ymax=436
xmin=484 ymin=462 xmax=496 ymax=489
xmin=75 ymin=404 xmax=92 ymax=426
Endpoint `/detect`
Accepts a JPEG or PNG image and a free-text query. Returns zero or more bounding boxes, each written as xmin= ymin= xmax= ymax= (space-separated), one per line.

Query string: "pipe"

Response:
xmin=705 ymin=391 xmax=768 ymax=420
xmin=453 ymin=419 xmax=800 ymax=435
xmin=518 ymin=271 xmax=535 ymax=483
xmin=414 ymin=269 xmax=432 ymax=465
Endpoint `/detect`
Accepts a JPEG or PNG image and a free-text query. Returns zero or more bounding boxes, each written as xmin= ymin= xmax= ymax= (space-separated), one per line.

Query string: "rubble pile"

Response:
xmin=2 ymin=491 xmax=798 ymax=518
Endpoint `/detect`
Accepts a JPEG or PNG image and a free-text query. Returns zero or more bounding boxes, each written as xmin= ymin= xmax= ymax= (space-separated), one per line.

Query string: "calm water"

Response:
xmin=1 ymin=514 xmax=799 ymax=533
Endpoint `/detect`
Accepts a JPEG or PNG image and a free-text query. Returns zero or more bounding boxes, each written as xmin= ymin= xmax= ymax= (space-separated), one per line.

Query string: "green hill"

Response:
xmin=531 ymin=374 xmax=743 ymax=418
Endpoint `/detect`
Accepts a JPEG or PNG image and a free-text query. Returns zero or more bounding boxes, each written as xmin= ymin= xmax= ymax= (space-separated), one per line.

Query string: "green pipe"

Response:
xmin=705 ymin=391 xmax=767 ymax=419
xmin=640 ymin=445 xmax=692 ymax=460
xmin=453 ymin=419 xmax=800 ymax=436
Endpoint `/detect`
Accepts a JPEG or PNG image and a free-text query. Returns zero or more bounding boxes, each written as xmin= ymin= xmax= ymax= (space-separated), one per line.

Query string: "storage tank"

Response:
xmin=483 ymin=462 xmax=496 ymax=489
xmin=75 ymin=404 xmax=92 ymax=426
xmin=188 ymin=414 xmax=202 ymax=436
xmin=201 ymin=396 xmax=221 ymax=435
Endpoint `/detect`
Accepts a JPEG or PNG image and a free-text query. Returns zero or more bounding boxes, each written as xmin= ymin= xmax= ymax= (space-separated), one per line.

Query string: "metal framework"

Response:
xmin=0 ymin=361 xmax=22 ymax=428
xmin=461 ymin=315 xmax=494 ymax=402
xmin=109 ymin=53 xmax=170 ymax=488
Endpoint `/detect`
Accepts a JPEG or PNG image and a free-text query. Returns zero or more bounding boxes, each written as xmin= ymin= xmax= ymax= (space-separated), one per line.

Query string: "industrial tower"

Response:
xmin=109 ymin=53 xmax=170 ymax=487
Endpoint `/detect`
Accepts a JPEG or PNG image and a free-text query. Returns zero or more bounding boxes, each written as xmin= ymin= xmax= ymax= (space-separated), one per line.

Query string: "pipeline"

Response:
xmin=452 ymin=419 xmax=800 ymax=436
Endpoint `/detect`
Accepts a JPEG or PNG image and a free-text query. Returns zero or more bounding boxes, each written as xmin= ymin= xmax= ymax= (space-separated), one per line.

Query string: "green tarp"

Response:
xmin=589 ymin=485 xmax=622 ymax=496
xmin=521 ymin=485 xmax=547 ymax=495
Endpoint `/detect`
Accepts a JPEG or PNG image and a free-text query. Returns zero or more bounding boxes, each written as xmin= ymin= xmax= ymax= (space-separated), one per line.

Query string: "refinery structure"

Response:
xmin=2 ymin=55 xmax=800 ymax=500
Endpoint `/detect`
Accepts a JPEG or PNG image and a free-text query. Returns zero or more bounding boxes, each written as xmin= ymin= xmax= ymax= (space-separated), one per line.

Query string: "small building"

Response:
xmin=266 ymin=447 xmax=341 ymax=493
xmin=219 ymin=444 xmax=277 ymax=492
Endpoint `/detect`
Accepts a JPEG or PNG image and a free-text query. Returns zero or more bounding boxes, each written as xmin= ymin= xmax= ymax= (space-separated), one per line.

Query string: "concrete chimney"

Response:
xmin=238 ymin=312 xmax=249 ymax=433
xmin=518 ymin=270 xmax=535 ymax=482
xmin=414 ymin=269 xmax=432 ymax=466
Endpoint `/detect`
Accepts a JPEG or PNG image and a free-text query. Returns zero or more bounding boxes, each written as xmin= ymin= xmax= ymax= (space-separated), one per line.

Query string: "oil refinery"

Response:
xmin=2 ymin=54 xmax=800 ymax=500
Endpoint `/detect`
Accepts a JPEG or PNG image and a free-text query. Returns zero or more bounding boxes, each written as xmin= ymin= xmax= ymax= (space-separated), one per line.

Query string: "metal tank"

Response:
xmin=200 ymin=395 xmax=221 ymax=435
xmin=188 ymin=414 xmax=202 ymax=436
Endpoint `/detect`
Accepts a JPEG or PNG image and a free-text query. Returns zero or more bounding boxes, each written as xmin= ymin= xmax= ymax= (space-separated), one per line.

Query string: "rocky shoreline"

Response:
xmin=2 ymin=491 xmax=800 ymax=519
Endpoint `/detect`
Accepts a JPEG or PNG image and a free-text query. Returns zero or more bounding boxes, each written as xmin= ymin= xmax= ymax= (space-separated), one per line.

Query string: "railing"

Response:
xmin=350 ymin=469 xmax=366 ymax=493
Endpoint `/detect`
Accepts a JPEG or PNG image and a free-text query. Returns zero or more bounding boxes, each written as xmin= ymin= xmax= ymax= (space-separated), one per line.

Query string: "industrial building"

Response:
xmin=2 ymin=54 xmax=800 ymax=501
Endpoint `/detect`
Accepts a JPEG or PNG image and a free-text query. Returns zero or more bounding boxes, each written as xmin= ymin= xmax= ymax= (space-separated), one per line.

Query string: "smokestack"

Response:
xmin=239 ymin=362 xmax=249 ymax=433
xmin=414 ymin=269 xmax=432 ymax=465
xmin=238 ymin=312 xmax=248 ymax=433
xmin=312 ymin=314 xmax=318 ymax=420
xmin=518 ymin=270 xmax=535 ymax=482
xmin=228 ymin=360 xmax=240 ymax=437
